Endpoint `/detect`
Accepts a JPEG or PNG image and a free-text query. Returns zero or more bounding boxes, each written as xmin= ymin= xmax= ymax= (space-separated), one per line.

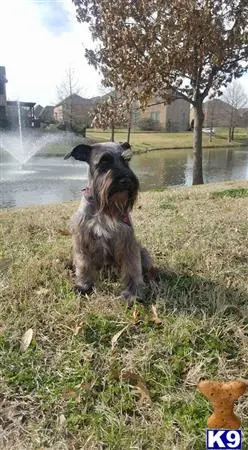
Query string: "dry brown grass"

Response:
xmin=1 ymin=181 xmax=248 ymax=449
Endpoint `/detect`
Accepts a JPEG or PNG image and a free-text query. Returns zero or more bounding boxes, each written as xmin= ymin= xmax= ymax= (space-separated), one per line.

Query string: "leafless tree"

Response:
xmin=56 ymin=67 xmax=83 ymax=131
xmin=223 ymin=81 xmax=248 ymax=142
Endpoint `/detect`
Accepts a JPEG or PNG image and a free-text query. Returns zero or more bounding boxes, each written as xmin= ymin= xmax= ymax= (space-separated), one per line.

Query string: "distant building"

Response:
xmin=0 ymin=66 xmax=8 ymax=127
xmin=34 ymin=104 xmax=44 ymax=119
xmin=39 ymin=105 xmax=54 ymax=125
xmin=53 ymin=94 xmax=95 ymax=130
xmin=203 ymin=99 xmax=246 ymax=128
xmin=0 ymin=66 xmax=37 ymax=129
xmin=239 ymin=107 xmax=248 ymax=127
xmin=133 ymin=95 xmax=190 ymax=132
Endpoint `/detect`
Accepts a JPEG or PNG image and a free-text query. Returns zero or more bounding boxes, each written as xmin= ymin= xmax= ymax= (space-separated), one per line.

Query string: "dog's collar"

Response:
xmin=81 ymin=186 xmax=132 ymax=227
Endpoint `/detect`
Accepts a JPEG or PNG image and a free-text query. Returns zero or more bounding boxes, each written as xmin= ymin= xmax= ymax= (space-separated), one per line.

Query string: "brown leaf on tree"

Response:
xmin=150 ymin=305 xmax=163 ymax=326
xmin=73 ymin=0 xmax=248 ymax=185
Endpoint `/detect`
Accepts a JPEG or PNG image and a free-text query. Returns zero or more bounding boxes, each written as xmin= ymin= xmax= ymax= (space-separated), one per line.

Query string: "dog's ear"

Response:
xmin=64 ymin=144 xmax=92 ymax=163
xmin=120 ymin=142 xmax=132 ymax=161
xmin=120 ymin=142 xmax=131 ymax=151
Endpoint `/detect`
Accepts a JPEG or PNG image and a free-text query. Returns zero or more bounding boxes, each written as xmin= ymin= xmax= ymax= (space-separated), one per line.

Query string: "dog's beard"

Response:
xmin=93 ymin=171 xmax=137 ymax=216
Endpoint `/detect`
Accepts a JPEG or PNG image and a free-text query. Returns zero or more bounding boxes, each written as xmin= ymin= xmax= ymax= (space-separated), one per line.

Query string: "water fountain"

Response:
xmin=0 ymin=102 xmax=77 ymax=173
xmin=17 ymin=101 xmax=24 ymax=169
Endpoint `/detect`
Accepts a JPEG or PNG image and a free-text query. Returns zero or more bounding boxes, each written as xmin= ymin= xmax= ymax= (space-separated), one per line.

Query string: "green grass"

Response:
xmin=32 ymin=127 xmax=248 ymax=157
xmin=211 ymin=187 xmax=248 ymax=199
xmin=1 ymin=181 xmax=248 ymax=448
xmin=86 ymin=127 xmax=248 ymax=153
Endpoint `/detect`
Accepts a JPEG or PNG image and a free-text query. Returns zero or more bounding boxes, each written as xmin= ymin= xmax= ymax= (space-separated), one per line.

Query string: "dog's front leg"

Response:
xmin=119 ymin=241 xmax=145 ymax=303
xmin=72 ymin=235 xmax=94 ymax=294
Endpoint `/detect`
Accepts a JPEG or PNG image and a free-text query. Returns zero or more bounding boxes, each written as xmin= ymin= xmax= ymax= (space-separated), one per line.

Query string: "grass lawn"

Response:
xmin=36 ymin=127 xmax=248 ymax=157
xmin=85 ymin=127 xmax=248 ymax=153
xmin=1 ymin=181 xmax=248 ymax=449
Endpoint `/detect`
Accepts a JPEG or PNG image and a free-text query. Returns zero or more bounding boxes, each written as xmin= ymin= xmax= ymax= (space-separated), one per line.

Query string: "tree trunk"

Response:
xmin=111 ymin=123 xmax=115 ymax=142
xmin=209 ymin=129 xmax=213 ymax=143
xmin=228 ymin=127 xmax=232 ymax=143
xmin=127 ymin=110 xmax=132 ymax=144
xmin=231 ymin=126 xmax=235 ymax=140
xmin=192 ymin=103 xmax=204 ymax=185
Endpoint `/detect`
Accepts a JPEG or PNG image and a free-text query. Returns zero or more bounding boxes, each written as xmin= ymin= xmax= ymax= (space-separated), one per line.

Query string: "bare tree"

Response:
xmin=207 ymin=101 xmax=216 ymax=143
xmin=56 ymin=67 xmax=83 ymax=131
xmin=223 ymin=81 xmax=248 ymax=142
xmin=73 ymin=0 xmax=248 ymax=185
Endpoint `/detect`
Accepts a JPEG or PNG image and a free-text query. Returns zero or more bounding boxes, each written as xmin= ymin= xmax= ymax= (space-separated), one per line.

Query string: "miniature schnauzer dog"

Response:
xmin=64 ymin=141 xmax=153 ymax=302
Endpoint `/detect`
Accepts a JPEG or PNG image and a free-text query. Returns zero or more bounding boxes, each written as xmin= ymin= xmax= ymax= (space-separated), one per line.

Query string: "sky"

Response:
xmin=0 ymin=0 xmax=102 ymax=106
xmin=0 ymin=0 xmax=248 ymax=107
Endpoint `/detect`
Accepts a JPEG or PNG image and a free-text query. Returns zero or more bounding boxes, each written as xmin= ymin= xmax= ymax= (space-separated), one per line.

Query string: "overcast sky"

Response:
xmin=1 ymin=0 xmax=247 ymax=107
xmin=0 ymin=0 xmax=102 ymax=106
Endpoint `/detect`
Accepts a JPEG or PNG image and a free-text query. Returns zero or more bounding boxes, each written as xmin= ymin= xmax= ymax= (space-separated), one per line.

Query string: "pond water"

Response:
xmin=1 ymin=147 xmax=248 ymax=208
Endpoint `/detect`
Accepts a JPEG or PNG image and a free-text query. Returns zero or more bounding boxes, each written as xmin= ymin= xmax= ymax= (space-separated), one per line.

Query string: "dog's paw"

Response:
xmin=74 ymin=282 xmax=93 ymax=295
xmin=120 ymin=284 xmax=145 ymax=305
xmin=119 ymin=290 xmax=136 ymax=306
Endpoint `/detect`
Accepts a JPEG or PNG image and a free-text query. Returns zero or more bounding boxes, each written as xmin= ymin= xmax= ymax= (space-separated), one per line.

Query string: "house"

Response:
xmin=6 ymin=101 xmax=36 ymax=128
xmin=0 ymin=66 xmax=8 ymax=127
xmin=39 ymin=106 xmax=54 ymax=125
xmin=239 ymin=108 xmax=248 ymax=127
xmin=203 ymin=99 xmax=238 ymax=128
xmin=133 ymin=95 xmax=190 ymax=131
xmin=0 ymin=66 xmax=37 ymax=129
xmin=34 ymin=104 xmax=44 ymax=119
xmin=53 ymin=94 xmax=95 ymax=130
xmin=202 ymin=99 xmax=248 ymax=128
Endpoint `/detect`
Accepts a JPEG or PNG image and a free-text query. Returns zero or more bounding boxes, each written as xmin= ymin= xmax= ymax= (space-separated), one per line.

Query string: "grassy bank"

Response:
xmin=1 ymin=181 xmax=248 ymax=449
xmin=87 ymin=128 xmax=248 ymax=153
xmin=37 ymin=128 xmax=248 ymax=157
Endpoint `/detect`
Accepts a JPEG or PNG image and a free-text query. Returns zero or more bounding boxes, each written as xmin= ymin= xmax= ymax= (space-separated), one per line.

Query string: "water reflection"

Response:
xmin=1 ymin=147 xmax=248 ymax=208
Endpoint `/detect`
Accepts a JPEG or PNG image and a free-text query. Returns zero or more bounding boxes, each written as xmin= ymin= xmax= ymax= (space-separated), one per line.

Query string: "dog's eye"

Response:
xmin=121 ymin=157 xmax=129 ymax=167
xmin=99 ymin=154 xmax=114 ymax=166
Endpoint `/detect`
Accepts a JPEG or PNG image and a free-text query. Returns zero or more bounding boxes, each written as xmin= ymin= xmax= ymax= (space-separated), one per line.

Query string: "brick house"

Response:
xmin=53 ymin=94 xmax=96 ymax=130
xmin=133 ymin=96 xmax=190 ymax=131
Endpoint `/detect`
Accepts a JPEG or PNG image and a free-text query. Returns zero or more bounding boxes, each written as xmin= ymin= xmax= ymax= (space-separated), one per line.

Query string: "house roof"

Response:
xmin=54 ymin=93 xmax=96 ymax=108
xmin=34 ymin=105 xmax=44 ymax=118
xmin=7 ymin=100 xmax=36 ymax=107
xmin=39 ymin=105 xmax=54 ymax=120
xmin=239 ymin=107 xmax=248 ymax=114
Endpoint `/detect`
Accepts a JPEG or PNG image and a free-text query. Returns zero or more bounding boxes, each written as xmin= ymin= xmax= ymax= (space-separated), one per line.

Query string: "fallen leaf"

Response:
xmin=63 ymin=388 xmax=78 ymax=400
xmin=132 ymin=305 xmax=141 ymax=324
xmin=73 ymin=322 xmax=84 ymax=335
xmin=150 ymin=305 xmax=163 ymax=325
xmin=20 ymin=328 xmax=33 ymax=352
xmin=0 ymin=325 xmax=6 ymax=336
xmin=134 ymin=381 xmax=152 ymax=405
xmin=36 ymin=287 xmax=50 ymax=297
xmin=58 ymin=414 xmax=66 ymax=427
xmin=57 ymin=229 xmax=71 ymax=236
xmin=111 ymin=324 xmax=130 ymax=349
xmin=120 ymin=370 xmax=152 ymax=405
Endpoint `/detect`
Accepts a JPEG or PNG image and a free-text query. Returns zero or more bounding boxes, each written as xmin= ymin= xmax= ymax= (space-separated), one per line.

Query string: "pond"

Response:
xmin=1 ymin=147 xmax=248 ymax=208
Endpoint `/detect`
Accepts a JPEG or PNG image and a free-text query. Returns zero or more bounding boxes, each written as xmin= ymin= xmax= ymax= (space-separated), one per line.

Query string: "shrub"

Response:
xmin=138 ymin=117 xmax=161 ymax=131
